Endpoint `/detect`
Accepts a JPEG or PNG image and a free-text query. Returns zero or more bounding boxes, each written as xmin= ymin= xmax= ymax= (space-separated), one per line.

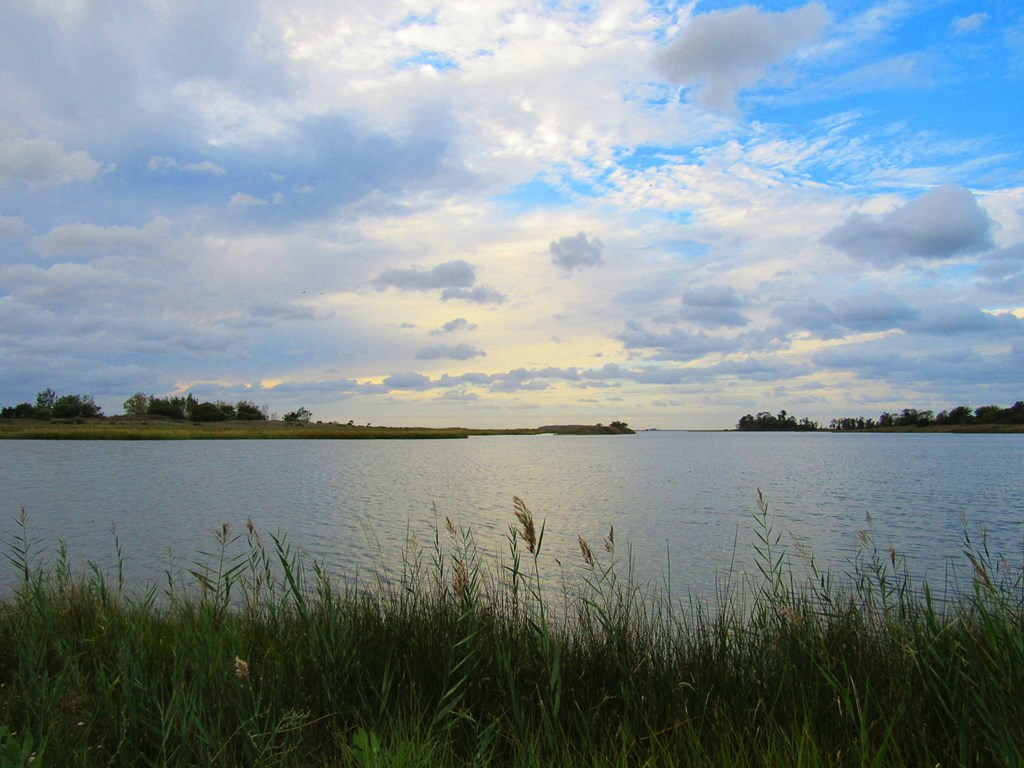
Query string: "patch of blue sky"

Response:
xmin=397 ymin=50 xmax=459 ymax=71
xmin=651 ymin=237 xmax=707 ymax=260
xmin=614 ymin=145 xmax=682 ymax=172
xmin=622 ymin=79 xmax=676 ymax=109
xmin=495 ymin=178 xmax=573 ymax=212
xmin=396 ymin=10 xmax=438 ymax=28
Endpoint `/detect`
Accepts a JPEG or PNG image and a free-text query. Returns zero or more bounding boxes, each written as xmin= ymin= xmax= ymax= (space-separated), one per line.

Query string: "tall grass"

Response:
xmin=0 ymin=493 xmax=1021 ymax=766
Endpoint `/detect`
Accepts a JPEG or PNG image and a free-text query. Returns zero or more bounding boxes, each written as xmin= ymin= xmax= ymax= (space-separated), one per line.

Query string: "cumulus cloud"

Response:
xmin=371 ymin=260 xmax=506 ymax=303
xmin=617 ymin=321 xmax=739 ymax=361
xmin=772 ymin=299 xmax=842 ymax=338
xmin=374 ymin=260 xmax=476 ymax=291
xmin=550 ymin=232 xmax=604 ymax=271
xmin=0 ymin=215 xmax=29 ymax=237
xmin=440 ymin=286 xmax=507 ymax=304
xmin=655 ymin=2 xmax=828 ymax=111
xmin=33 ymin=217 xmax=172 ymax=258
xmin=148 ymin=156 xmax=227 ymax=175
xmin=831 ymin=293 xmax=919 ymax=332
xmin=824 ymin=185 xmax=994 ymax=266
xmin=679 ymin=285 xmax=749 ymax=327
xmin=415 ymin=343 xmax=486 ymax=360
xmin=430 ymin=317 xmax=477 ymax=335
xmin=0 ymin=137 xmax=108 ymax=187
xmin=953 ymin=13 xmax=987 ymax=35
xmin=382 ymin=372 xmax=434 ymax=390
xmin=975 ymin=243 xmax=1024 ymax=294
xmin=229 ymin=192 xmax=280 ymax=211
xmin=908 ymin=302 xmax=1018 ymax=336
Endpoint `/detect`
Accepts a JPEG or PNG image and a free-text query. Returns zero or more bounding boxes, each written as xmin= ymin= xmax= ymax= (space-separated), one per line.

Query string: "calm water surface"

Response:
xmin=1 ymin=432 xmax=1022 ymax=602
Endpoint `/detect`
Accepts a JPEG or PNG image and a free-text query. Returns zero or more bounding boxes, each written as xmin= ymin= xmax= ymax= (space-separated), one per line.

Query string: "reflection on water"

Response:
xmin=1 ymin=432 xmax=1022 ymax=603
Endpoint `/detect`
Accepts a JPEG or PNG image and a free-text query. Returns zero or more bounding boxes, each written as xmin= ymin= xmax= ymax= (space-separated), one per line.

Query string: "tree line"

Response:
xmin=736 ymin=410 xmax=820 ymax=431
xmin=828 ymin=401 xmax=1024 ymax=430
xmin=1 ymin=389 xmax=314 ymax=424
xmin=738 ymin=400 xmax=1024 ymax=431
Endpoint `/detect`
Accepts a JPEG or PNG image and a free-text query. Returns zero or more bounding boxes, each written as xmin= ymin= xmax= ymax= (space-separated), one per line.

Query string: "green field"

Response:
xmin=1 ymin=494 xmax=1021 ymax=766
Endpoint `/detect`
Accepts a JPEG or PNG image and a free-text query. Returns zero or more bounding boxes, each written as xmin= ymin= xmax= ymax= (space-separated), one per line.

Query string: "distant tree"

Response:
xmin=236 ymin=400 xmax=267 ymax=421
xmin=974 ymin=405 xmax=1002 ymax=423
xmin=935 ymin=405 xmax=973 ymax=426
xmin=52 ymin=394 xmax=102 ymax=419
xmin=35 ymin=388 xmax=56 ymax=418
xmin=123 ymin=392 xmax=148 ymax=417
xmin=148 ymin=396 xmax=187 ymax=420
xmin=0 ymin=402 xmax=36 ymax=419
xmin=190 ymin=401 xmax=233 ymax=422
xmin=283 ymin=407 xmax=313 ymax=424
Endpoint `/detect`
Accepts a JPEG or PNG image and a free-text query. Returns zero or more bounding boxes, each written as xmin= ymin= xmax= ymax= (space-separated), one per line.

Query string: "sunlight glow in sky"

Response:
xmin=1 ymin=0 xmax=1022 ymax=429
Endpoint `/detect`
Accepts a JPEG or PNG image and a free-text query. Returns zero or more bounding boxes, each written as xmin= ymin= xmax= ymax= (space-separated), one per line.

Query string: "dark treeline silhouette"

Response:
xmin=0 ymin=388 xmax=102 ymax=420
xmin=0 ymin=389 xmax=278 ymax=423
xmin=737 ymin=400 xmax=1024 ymax=431
xmin=830 ymin=401 xmax=1024 ymax=430
xmin=737 ymin=410 xmax=820 ymax=431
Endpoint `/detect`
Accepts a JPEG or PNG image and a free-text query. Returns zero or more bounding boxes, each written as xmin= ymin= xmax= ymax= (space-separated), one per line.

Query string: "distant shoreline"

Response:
xmin=0 ymin=419 xmax=635 ymax=440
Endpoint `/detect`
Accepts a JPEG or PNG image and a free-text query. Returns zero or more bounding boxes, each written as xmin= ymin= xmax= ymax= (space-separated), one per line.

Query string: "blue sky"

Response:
xmin=1 ymin=0 xmax=1022 ymax=429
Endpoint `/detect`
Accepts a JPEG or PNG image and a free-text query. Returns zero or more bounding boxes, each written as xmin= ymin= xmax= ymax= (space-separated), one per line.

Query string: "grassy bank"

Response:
xmin=0 ymin=420 xmax=634 ymax=440
xmin=1 ymin=495 xmax=1021 ymax=766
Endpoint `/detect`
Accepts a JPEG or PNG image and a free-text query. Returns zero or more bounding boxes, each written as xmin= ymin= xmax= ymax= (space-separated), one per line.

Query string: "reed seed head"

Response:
xmin=513 ymin=496 xmax=537 ymax=554
xmin=234 ymin=656 xmax=250 ymax=683
xmin=452 ymin=557 xmax=469 ymax=599
xmin=578 ymin=535 xmax=595 ymax=567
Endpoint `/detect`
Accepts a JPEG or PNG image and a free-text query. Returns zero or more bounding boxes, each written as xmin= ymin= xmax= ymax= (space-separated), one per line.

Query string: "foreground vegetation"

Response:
xmin=1 ymin=495 xmax=1021 ymax=767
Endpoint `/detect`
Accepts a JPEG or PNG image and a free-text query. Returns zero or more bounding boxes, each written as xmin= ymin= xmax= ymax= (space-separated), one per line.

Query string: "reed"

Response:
xmin=0 ymin=494 xmax=1021 ymax=766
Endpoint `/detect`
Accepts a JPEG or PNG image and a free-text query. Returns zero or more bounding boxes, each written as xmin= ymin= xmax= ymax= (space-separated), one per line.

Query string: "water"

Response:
xmin=1 ymin=432 xmax=1022 ymax=602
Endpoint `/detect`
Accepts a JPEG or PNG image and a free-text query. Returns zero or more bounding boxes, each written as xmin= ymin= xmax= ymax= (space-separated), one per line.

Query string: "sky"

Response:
xmin=1 ymin=0 xmax=1022 ymax=430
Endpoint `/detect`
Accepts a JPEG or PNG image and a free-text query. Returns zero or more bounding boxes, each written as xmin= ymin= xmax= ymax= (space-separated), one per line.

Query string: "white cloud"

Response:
xmin=550 ymin=231 xmax=604 ymax=271
xmin=32 ymin=218 xmax=173 ymax=258
xmin=0 ymin=137 xmax=108 ymax=187
xmin=228 ymin=192 xmax=270 ymax=211
xmin=0 ymin=214 xmax=29 ymax=236
xmin=415 ymin=343 xmax=486 ymax=361
xmin=148 ymin=156 xmax=227 ymax=175
xmin=824 ymin=185 xmax=994 ymax=266
xmin=430 ymin=317 xmax=477 ymax=335
xmin=655 ymin=2 xmax=829 ymax=112
xmin=374 ymin=260 xmax=476 ymax=292
xmin=952 ymin=13 xmax=987 ymax=35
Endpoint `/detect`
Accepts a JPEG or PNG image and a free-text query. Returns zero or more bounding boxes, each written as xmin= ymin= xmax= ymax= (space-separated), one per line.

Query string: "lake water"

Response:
xmin=1 ymin=432 xmax=1022 ymax=603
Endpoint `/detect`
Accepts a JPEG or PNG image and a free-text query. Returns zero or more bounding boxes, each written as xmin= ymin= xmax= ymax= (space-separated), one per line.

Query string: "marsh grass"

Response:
xmin=0 ymin=494 xmax=1022 ymax=766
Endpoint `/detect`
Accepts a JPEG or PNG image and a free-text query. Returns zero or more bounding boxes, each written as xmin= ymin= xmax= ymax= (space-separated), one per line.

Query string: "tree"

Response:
xmin=123 ymin=392 xmax=148 ymax=417
xmin=236 ymin=400 xmax=267 ymax=421
xmin=52 ymin=394 xmax=102 ymax=419
xmin=35 ymin=388 xmax=56 ymax=418
xmin=148 ymin=396 xmax=187 ymax=420
xmin=283 ymin=407 xmax=312 ymax=424
xmin=190 ymin=401 xmax=231 ymax=422
xmin=0 ymin=403 xmax=36 ymax=419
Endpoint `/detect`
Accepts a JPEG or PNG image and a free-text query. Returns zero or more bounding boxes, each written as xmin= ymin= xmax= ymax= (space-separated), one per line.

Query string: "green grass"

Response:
xmin=0 ymin=494 xmax=1021 ymax=766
